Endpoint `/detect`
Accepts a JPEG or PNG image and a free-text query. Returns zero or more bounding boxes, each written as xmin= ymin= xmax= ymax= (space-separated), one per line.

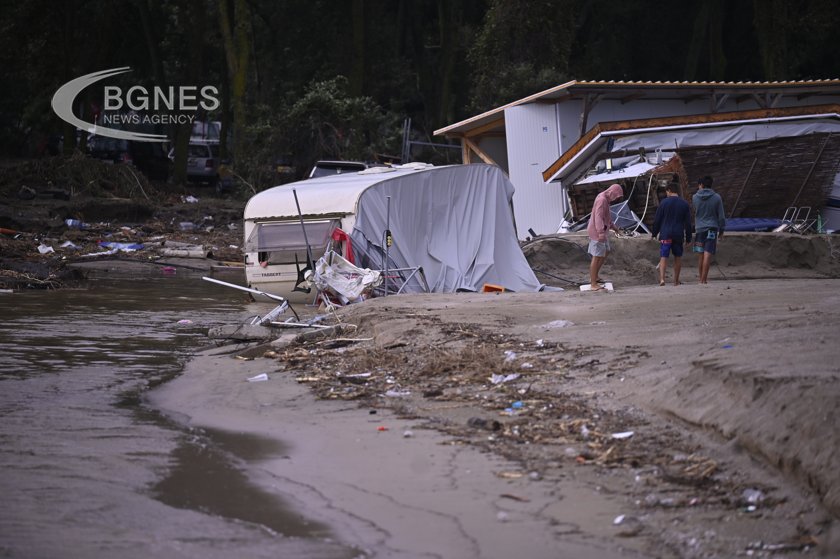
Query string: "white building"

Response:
xmin=434 ymin=80 xmax=840 ymax=238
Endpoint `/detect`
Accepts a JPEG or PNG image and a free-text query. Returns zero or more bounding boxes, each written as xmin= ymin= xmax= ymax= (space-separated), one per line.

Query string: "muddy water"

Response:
xmin=0 ymin=275 xmax=357 ymax=559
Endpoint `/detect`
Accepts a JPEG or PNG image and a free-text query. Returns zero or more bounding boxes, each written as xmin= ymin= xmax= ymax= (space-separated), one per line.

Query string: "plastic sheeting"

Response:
xmin=314 ymin=251 xmax=382 ymax=303
xmin=350 ymin=164 xmax=542 ymax=294
xmin=611 ymin=119 xmax=840 ymax=154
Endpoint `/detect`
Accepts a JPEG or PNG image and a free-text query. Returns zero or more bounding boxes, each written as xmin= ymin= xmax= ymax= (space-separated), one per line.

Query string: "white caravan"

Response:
xmin=243 ymin=163 xmax=541 ymax=303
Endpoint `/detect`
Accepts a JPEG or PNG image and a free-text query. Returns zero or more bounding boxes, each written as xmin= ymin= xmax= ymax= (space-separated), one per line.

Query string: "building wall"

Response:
xmin=475 ymin=135 xmax=509 ymax=171
xmin=504 ymin=103 xmax=565 ymax=238
xmin=501 ymin=92 xmax=840 ymax=237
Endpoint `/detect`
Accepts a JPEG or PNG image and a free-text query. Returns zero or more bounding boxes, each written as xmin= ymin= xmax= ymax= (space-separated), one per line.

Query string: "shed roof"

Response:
xmin=542 ymin=104 xmax=840 ymax=184
xmin=434 ymin=79 xmax=840 ymax=138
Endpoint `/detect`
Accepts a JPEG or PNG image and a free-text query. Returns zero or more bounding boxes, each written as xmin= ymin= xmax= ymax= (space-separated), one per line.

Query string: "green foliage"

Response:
xmin=467 ymin=0 xmax=576 ymax=112
xmin=234 ymin=77 xmax=401 ymax=191
xmin=1 ymin=0 xmax=839 ymax=170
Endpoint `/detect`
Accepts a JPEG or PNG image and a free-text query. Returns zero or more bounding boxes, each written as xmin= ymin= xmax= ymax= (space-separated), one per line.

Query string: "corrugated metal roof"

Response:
xmin=542 ymin=104 xmax=840 ymax=183
xmin=434 ymin=79 xmax=840 ymax=138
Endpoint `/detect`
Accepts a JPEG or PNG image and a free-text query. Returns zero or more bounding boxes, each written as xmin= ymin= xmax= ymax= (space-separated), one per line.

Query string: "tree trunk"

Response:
xmin=350 ymin=0 xmax=365 ymax=97
xmin=218 ymin=0 xmax=251 ymax=169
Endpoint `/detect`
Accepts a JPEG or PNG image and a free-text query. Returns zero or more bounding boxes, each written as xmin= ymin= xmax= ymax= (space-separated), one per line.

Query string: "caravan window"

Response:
xmin=246 ymin=220 xmax=336 ymax=264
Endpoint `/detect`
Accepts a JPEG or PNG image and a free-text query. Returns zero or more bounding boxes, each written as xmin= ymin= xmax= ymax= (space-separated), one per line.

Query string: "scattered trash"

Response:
xmin=742 ymin=488 xmax=765 ymax=505
xmin=384 ymin=389 xmax=410 ymax=398
xmin=580 ymin=424 xmax=591 ymax=439
xmin=500 ymin=493 xmax=530 ymax=502
xmin=403 ymin=430 xmax=414 ymax=438
xmin=722 ymin=344 xmax=734 ymax=349
xmin=503 ymin=350 xmax=517 ymax=362
xmin=520 ymin=362 xmax=534 ymax=369
xmin=161 ymin=266 xmax=177 ymax=275
xmin=65 ymin=218 xmax=85 ymax=229
xmin=467 ymin=417 xmax=501 ymax=431
xmin=502 ymin=401 xmax=524 ymax=416
xmin=182 ymin=195 xmax=199 ymax=203
xmin=60 ymin=240 xmax=79 ymax=250
xmin=37 ymin=243 xmax=54 ymax=254
xmin=535 ymin=339 xmax=544 ymax=347
xmin=745 ymin=538 xmax=818 ymax=553
xmin=580 ymin=282 xmax=614 ymax=292
xmin=179 ymin=222 xmax=195 ymax=231
xmin=545 ymin=319 xmax=574 ymax=329
xmin=177 ymin=319 xmax=193 ymax=325
xmin=377 ymin=426 xmax=389 ymax=432
xmin=490 ymin=373 xmax=520 ymax=385
xmin=247 ymin=373 xmax=269 ymax=382
xmin=614 ymin=515 xmax=643 ymax=537
xmin=495 ymin=471 xmax=524 ymax=479
xmin=611 ymin=431 xmax=635 ymax=440
xmin=496 ymin=511 xmax=509 ymax=523
xmin=98 ymin=241 xmax=144 ymax=252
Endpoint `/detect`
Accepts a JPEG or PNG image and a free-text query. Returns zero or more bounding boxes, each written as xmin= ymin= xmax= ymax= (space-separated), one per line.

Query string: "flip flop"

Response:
xmin=659 ymin=280 xmax=665 ymax=286
xmin=596 ymin=278 xmax=608 ymax=284
xmin=588 ymin=285 xmax=605 ymax=292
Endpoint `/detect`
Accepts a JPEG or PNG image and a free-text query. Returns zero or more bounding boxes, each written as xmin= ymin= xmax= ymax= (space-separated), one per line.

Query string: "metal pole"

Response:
xmin=202 ymin=276 xmax=299 ymax=320
xmin=292 ymin=188 xmax=315 ymax=269
xmin=384 ymin=195 xmax=391 ymax=296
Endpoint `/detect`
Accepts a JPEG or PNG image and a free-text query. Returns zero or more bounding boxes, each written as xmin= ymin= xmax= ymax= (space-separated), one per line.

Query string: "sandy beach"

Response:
xmin=148 ymin=233 xmax=840 ymax=558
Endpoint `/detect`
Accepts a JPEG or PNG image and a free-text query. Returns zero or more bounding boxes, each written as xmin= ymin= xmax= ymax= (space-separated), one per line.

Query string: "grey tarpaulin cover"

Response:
xmin=350 ymin=164 xmax=542 ymax=294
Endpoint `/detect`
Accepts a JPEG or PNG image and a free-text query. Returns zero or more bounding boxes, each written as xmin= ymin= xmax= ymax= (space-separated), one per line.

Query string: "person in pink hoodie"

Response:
xmin=586 ymin=183 xmax=624 ymax=291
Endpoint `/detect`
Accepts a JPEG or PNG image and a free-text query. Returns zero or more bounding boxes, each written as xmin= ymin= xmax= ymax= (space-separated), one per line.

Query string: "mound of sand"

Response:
xmin=523 ymin=231 xmax=840 ymax=288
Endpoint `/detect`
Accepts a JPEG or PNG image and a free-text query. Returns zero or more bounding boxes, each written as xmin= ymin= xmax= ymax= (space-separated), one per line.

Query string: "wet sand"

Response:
xmin=149 ymin=272 xmax=840 ymax=558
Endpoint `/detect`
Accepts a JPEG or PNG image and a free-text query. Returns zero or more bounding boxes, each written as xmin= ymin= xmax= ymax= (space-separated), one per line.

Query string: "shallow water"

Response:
xmin=0 ymin=275 xmax=356 ymax=559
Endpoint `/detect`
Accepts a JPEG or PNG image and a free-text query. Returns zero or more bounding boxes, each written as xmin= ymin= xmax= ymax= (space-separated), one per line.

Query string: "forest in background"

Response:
xmin=1 ymin=0 xmax=839 ymax=189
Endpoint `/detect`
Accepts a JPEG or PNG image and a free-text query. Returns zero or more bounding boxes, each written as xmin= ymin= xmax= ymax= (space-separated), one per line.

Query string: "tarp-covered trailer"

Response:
xmin=243 ymin=163 xmax=541 ymax=302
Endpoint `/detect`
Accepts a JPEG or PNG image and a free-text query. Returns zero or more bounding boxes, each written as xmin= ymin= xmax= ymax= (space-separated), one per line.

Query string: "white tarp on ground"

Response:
xmin=314 ymin=251 xmax=382 ymax=302
xmin=350 ymin=164 xmax=542 ymax=294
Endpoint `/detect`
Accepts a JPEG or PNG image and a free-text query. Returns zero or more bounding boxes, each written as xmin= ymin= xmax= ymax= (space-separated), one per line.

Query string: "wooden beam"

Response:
xmin=711 ymin=93 xmax=729 ymax=113
xmin=619 ymin=93 xmax=644 ymax=105
xmin=463 ymin=116 xmax=505 ymax=138
xmin=729 ymin=158 xmax=757 ymax=217
xmin=791 ymin=133 xmax=832 ymax=207
xmin=461 ymin=139 xmax=471 ymax=164
xmin=579 ymin=93 xmax=602 ymax=136
xmin=463 ymin=137 xmax=497 ymax=166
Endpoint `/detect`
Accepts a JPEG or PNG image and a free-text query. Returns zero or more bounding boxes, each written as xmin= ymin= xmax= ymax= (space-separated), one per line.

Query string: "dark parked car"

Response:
xmin=87 ymin=136 xmax=170 ymax=181
xmin=169 ymin=141 xmax=224 ymax=188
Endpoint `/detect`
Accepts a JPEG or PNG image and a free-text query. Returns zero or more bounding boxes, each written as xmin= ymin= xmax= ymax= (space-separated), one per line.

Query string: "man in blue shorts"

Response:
xmin=651 ymin=183 xmax=692 ymax=286
xmin=692 ymin=176 xmax=726 ymax=284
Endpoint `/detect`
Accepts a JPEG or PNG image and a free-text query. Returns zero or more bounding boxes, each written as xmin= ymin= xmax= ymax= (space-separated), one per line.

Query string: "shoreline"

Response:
xmin=148 ymin=278 xmax=840 ymax=558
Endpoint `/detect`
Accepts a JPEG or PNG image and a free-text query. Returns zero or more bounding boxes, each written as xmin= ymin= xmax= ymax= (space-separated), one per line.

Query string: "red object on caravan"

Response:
xmin=331 ymin=228 xmax=355 ymax=264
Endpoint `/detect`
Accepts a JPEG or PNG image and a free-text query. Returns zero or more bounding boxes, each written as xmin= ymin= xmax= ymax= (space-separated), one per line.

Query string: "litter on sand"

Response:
xmin=580 ymin=282 xmax=614 ymax=292
xmin=247 ymin=373 xmax=269 ymax=382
